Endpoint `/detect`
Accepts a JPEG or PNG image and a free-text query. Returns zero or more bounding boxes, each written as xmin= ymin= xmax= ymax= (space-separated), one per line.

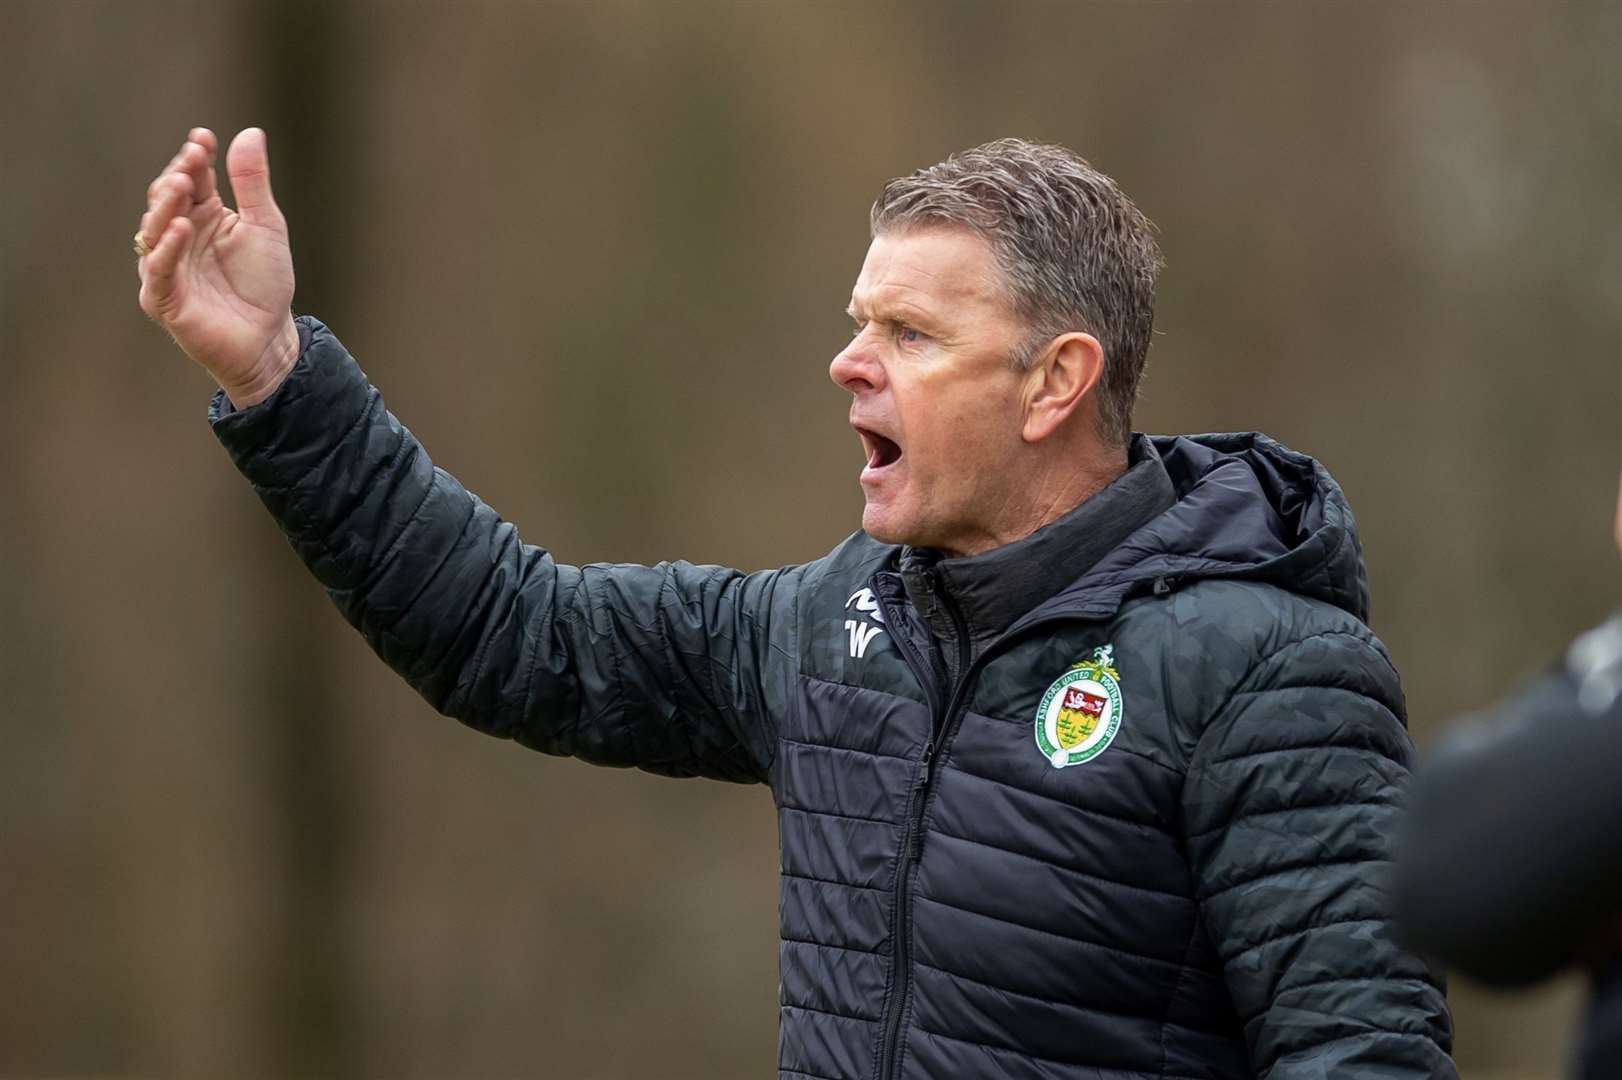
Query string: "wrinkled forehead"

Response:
xmin=848 ymin=225 xmax=1014 ymax=322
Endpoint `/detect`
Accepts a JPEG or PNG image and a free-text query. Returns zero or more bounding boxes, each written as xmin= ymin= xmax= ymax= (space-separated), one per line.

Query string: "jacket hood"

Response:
xmin=1056 ymin=433 xmax=1372 ymax=624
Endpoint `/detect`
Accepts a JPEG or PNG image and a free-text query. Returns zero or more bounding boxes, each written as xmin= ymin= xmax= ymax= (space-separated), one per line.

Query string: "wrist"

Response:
xmin=225 ymin=316 xmax=301 ymax=409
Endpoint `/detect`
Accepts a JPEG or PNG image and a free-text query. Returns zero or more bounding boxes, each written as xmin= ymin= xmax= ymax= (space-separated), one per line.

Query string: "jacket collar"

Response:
xmin=898 ymin=435 xmax=1176 ymax=651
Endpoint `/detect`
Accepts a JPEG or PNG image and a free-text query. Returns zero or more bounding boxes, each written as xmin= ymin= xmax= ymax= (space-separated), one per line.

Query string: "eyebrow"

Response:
xmin=846 ymin=296 xmax=937 ymax=329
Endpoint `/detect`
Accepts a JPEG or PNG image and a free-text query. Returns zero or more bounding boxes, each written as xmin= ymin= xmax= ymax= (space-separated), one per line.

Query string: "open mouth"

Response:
xmin=855 ymin=427 xmax=903 ymax=474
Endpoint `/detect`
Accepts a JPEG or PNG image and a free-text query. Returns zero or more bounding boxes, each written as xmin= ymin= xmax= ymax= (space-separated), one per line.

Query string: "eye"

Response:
xmin=897 ymin=324 xmax=922 ymax=344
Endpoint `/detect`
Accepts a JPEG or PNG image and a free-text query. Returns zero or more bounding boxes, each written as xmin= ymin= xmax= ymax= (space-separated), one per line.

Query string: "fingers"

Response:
xmin=186 ymin=139 xmax=219 ymax=205
xmin=137 ymin=170 xmax=194 ymax=255
xmin=187 ymin=127 xmax=218 ymax=158
xmin=146 ymin=129 xmax=218 ymax=206
xmin=185 ymin=128 xmax=219 ymax=204
xmin=138 ymin=215 xmax=195 ymax=318
xmin=134 ymin=128 xmax=215 ymax=320
xmin=148 ymin=132 xmax=199 ymax=202
xmin=140 ymin=128 xmax=214 ymax=260
xmin=226 ymin=128 xmax=280 ymax=226
xmin=147 ymin=152 xmax=182 ymax=203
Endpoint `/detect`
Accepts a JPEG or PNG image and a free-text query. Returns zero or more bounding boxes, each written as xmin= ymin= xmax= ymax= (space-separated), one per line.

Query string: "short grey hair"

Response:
xmin=870 ymin=138 xmax=1163 ymax=445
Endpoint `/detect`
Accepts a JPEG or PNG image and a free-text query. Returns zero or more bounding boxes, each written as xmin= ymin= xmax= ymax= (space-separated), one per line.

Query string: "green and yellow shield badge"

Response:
xmin=1034 ymin=645 xmax=1123 ymax=768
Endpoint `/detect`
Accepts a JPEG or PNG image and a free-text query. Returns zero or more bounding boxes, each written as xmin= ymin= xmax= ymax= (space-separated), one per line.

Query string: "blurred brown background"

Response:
xmin=2 ymin=2 xmax=1619 ymax=1077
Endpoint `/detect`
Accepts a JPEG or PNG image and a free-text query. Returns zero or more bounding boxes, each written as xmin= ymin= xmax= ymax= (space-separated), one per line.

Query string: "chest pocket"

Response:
xmin=934 ymin=631 xmax=1187 ymax=878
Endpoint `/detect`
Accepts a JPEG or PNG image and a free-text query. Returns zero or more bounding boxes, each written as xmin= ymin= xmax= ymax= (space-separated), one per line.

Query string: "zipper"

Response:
xmin=870 ymin=582 xmax=935 ymax=1080
xmin=874 ymin=576 xmax=972 ymax=1080
xmin=866 ymin=580 xmax=1130 ymax=1078
xmin=861 ymin=568 xmax=1184 ymax=1075
xmin=914 ymin=582 xmax=971 ymax=865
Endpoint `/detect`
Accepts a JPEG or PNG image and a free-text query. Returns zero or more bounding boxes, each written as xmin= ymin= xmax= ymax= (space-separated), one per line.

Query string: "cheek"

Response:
xmin=905 ymin=387 xmax=1014 ymax=477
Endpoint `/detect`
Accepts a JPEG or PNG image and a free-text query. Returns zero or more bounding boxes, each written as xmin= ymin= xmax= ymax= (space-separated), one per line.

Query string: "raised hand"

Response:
xmin=136 ymin=128 xmax=300 ymax=408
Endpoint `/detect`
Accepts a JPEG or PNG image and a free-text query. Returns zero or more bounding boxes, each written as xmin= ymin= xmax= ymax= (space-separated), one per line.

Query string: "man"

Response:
xmin=1396 ymin=478 xmax=1622 ymax=1079
xmin=136 ymin=129 xmax=1455 ymax=1078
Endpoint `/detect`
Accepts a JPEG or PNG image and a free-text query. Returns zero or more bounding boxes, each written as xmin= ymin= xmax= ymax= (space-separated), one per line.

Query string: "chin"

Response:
xmin=862 ymin=502 xmax=929 ymax=548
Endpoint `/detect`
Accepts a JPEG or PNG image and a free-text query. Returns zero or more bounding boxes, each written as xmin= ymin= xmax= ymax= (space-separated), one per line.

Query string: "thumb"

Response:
xmin=226 ymin=127 xmax=281 ymax=225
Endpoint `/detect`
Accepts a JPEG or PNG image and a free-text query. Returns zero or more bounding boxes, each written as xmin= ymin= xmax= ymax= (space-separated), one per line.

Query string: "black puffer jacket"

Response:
xmin=211 ymin=318 xmax=1455 ymax=1079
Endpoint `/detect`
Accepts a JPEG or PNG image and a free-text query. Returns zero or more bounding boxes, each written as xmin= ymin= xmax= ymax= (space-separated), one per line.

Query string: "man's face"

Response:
xmin=830 ymin=227 xmax=1031 ymax=555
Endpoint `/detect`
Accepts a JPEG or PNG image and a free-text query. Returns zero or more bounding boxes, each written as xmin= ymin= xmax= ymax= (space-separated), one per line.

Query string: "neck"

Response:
xmin=947 ymin=441 xmax=1130 ymax=558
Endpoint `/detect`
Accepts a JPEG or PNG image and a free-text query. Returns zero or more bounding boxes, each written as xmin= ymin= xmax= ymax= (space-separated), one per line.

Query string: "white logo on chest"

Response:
xmin=844 ymin=588 xmax=887 ymax=659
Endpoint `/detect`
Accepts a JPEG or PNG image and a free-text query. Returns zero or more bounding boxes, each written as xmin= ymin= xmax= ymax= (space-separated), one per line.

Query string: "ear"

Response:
xmin=1020 ymin=332 xmax=1106 ymax=444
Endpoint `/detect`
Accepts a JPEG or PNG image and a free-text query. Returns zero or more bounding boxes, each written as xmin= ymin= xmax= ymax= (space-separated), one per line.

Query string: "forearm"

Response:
xmin=209 ymin=316 xmax=565 ymax=733
xmin=209 ymin=317 xmax=782 ymax=779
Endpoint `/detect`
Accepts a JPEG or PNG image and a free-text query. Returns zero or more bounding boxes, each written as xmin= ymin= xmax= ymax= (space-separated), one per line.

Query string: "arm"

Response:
xmin=1396 ymin=489 xmax=1622 ymax=984
xmin=1182 ymin=630 xmax=1455 ymax=1079
xmin=212 ymin=318 xmax=796 ymax=780
xmin=1394 ymin=614 xmax=1622 ymax=985
xmin=136 ymin=129 xmax=795 ymax=780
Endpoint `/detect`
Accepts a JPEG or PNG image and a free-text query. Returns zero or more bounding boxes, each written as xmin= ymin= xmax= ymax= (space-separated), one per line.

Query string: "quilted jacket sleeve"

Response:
xmin=209 ymin=317 xmax=797 ymax=783
xmin=1181 ymin=627 xmax=1456 ymax=1078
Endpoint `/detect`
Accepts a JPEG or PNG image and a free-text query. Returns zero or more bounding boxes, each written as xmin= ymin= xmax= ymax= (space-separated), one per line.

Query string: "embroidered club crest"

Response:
xmin=1034 ymin=645 xmax=1124 ymax=768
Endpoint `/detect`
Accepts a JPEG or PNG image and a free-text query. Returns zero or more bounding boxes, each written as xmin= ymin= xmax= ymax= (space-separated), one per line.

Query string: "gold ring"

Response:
xmin=133 ymin=231 xmax=151 ymax=258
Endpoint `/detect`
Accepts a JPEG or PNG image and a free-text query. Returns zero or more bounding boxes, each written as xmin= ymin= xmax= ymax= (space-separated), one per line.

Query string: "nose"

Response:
xmin=829 ymin=336 xmax=885 ymax=395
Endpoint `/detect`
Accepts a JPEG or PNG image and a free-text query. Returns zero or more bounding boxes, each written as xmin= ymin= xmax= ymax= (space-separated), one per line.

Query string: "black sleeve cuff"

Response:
xmin=207 ymin=315 xmax=377 ymax=491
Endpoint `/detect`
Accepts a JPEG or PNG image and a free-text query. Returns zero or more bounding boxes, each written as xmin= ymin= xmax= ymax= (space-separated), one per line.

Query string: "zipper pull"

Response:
xmin=913 ymin=745 xmax=936 ymax=861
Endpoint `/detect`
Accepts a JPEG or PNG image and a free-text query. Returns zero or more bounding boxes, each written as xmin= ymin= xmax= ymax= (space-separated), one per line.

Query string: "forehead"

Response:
xmin=849 ymin=226 xmax=1011 ymax=319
